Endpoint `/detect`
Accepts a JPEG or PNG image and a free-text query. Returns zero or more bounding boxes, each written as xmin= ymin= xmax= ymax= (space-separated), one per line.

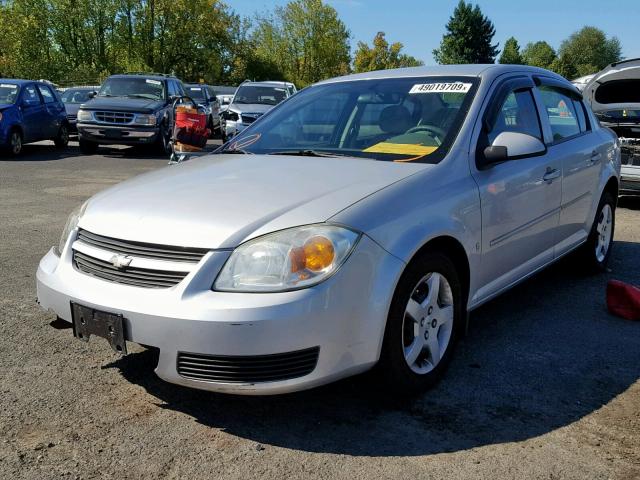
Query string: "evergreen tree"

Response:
xmin=433 ymin=0 xmax=499 ymax=64
xmin=499 ymin=37 xmax=523 ymax=64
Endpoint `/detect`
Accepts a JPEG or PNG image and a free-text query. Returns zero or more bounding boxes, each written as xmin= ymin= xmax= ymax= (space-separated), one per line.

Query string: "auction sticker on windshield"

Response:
xmin=146 ymin=79 xmax=161 ymax=85
xmin=1 ymin=84 xmax=17 ymax=89
xmin=410 ymin=82 xmax=472 ymax=94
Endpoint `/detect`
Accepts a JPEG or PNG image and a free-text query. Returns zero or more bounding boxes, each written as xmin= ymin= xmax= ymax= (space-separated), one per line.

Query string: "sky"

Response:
xmin=225 ymin=0 xmax=640 ymax=64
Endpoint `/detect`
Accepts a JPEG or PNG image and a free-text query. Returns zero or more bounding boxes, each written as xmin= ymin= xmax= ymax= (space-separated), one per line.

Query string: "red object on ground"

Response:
xmin=607 ymin=280 xmax=640 ymax=321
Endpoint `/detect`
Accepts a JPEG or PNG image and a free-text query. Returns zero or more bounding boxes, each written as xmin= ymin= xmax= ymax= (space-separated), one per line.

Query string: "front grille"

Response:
xmin=73 ymin=251 xmax=188 ymax=288
xmin=94 ymin=111 xmax=135 ymax=124
xmin=241 ymin=113 xmax=263 ymax=124
xmin=177 ymin=347 xmax=320 ymax=383
xmin=67 ymin=114 xmax=77 ymax=121
xmin=76 ymin=229 xmax=208 ymax=263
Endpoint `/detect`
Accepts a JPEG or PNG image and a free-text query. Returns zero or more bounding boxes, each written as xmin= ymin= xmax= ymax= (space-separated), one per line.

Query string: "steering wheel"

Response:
xmin=404 ymin=125 xmax=446 ymax=145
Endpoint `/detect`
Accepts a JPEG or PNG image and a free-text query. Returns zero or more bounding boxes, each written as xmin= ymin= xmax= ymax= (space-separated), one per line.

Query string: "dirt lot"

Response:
xmin=1 ymin=141 xmax=640 ymax=479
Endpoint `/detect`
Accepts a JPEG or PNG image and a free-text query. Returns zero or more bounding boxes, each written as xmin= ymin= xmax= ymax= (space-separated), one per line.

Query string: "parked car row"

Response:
xmin=1 ymin=74 xmax=297 ymax=157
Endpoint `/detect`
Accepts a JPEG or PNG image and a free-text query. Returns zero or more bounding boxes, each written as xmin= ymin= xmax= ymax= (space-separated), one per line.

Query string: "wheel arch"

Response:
xmin=398 ymin=235 xmax=471 ymax=316
xmin=603 ymin=175 xmax=619 ymax=203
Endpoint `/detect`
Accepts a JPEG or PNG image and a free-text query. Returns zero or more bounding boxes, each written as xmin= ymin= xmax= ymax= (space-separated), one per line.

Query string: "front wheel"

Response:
xmin=7 ymin=129 xmax=23 ymax=156
xmin=577 ymin=191 xmax=616 ymax=272
xmin=377 ymin=251 xmax=463 ymax=395
xmin=156 ymin=121 xmax=172 ymax=156
xmin=54 ymin=124 xmax=69 ymax=148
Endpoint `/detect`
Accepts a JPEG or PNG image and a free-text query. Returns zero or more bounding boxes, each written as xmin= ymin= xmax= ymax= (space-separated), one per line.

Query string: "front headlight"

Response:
xmin=77 ymin=109 xmax=92 ymax=121
xmin=134 ymin=114 xmax=157 ymax=126
xmin=56 ymin=202 xmax=87 ymax=255
xmin=214 ymin=225 xmax=360 ymax=292
xmin=0 ymin=111 xmax=3 ymax=123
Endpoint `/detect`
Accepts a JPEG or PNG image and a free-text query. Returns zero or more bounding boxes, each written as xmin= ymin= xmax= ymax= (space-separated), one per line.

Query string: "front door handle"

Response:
xmin=543 ymin=167 xmax=560 ymax=183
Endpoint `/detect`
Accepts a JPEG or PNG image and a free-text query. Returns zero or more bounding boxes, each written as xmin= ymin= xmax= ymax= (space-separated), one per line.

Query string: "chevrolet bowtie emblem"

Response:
xmin=110 ymin=254 xmax=133 ymax=269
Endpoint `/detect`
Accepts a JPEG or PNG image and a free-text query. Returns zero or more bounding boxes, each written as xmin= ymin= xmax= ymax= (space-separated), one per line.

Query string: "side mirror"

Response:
xmin=88 ymin=91 xmax=97 ymax=99
xmin=481 ymin=131 xmax=546 ymax=167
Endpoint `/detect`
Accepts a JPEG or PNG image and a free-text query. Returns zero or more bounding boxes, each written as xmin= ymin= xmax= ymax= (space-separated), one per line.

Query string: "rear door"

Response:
xmin=19 ymin=84 xmax=46 ymax=142
xmin=36 ymin=83 xmax=63 ymax=138
xmin=534 ymin=79 xmax=602 ymax=256
xmin=471 ymin=76 xmax=562 ymax=299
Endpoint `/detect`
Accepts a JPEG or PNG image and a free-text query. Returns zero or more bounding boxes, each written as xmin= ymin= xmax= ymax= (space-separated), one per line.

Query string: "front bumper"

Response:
xmin=36 ymin=232 xmax=404 ymax=395
xmin=78 ymin=123 xmax=159 ymax=145
xmin=621 ymin=167 xmax=640 ymax=195
xmin=223 ymin=120 xmax=249 ymax=138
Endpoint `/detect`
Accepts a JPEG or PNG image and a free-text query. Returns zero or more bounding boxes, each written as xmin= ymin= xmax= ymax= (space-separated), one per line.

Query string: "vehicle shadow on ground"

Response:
xmin=105 ymin=240 xmax=640 ymax=456
xmin=619 ymin=196 xmax=640 ymax=211
xmin=0 ymin=143 xmax=83 ymax=161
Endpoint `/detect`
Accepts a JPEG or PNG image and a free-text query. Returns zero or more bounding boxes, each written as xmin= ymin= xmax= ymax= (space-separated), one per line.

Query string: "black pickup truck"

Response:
xmin=76 ymin=73 xmax=186 ymax=155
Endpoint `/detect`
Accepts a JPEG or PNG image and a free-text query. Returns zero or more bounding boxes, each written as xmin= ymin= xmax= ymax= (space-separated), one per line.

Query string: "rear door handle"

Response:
xmin=590 ymin=151 xmax=602 ymax=163
xmin=543 ymin=167 xmax=560 ymax=183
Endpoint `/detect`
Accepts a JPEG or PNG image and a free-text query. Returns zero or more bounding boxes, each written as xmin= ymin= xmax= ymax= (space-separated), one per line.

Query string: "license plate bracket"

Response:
xmin=71 ymin=302 xmax=127 ymax=355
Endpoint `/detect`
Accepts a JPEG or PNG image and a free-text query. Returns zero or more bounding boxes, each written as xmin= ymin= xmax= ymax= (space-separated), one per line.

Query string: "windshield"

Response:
xmin=98 ymin=77 xmax=165 ymax=100
xmin=220 ymin=76 xmax=478 ymax=163
xmin=61 ymin=89 xmax=93 ymax=104
xmin=233 ymin=85 xmax=287 ymax=105
xmin=0 ymin=83 xmax=20 ymax=104
xmin=187 ymin=86 xmax=206 ymax=101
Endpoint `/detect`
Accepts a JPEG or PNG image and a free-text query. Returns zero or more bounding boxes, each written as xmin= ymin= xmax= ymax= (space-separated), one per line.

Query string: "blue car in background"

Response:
xmin=0 ymin=79 xmax=70 ymax=156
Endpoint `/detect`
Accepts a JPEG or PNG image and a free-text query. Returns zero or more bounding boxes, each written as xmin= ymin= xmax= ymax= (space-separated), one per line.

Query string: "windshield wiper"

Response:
xmin=267 ymin=150 xmax=345 ymax=158
xmin=126 ymin=94 xmax=156 ymax=100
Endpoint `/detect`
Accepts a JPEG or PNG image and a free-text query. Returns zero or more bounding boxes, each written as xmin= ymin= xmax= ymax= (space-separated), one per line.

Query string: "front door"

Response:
xmin=37 ymin=83 xmax=64 ymax=138
xmin=471 ymin=81 xmax=562 ymax=302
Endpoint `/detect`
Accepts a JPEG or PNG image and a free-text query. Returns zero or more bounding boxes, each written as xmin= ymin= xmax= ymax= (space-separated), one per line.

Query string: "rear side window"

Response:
xmin=487 ymin=90 xmax=542 ymax=144
xmin=538 ymin=86 xmax=581 ymax=142
xmin=22 ymin=85 xmax=41 ymax=105
xmin=37 ymin=84 xmax=56 ymax=104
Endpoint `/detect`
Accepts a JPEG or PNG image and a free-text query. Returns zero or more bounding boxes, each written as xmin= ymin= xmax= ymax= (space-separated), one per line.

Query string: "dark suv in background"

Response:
xmin=76 ymin=73 xmax=186 ymax=155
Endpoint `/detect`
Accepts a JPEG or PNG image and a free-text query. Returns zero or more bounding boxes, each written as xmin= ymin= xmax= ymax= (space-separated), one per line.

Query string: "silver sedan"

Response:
xmin=37 ymin=65 xmax=620 ymax=395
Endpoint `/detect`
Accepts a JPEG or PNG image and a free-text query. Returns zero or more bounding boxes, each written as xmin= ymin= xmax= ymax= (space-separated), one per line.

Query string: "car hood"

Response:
xmin=79 ymin=154 xmax=426 ymax=249
xmin=229 ymin=103 xmax=274 ymax=114
xmin=0 ymin=103 xmax=14 ymax=111
xmin=80 ymin=97 xmax=164 ymax=114
xmin=65 ymin=104 xmax=81 ymax=115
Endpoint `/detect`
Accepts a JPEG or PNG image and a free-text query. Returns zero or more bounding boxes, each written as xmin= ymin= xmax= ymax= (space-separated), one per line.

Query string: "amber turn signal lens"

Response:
xmin=303 ymin=236 xmax=335 ymax=271
xmin=289 ymin=236 xmax=335 ymax=273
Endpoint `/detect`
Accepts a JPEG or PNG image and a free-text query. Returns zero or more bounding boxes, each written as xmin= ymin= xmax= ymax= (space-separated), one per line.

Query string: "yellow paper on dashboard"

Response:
xmin=363 ymin=142 xmax=438 ymax=156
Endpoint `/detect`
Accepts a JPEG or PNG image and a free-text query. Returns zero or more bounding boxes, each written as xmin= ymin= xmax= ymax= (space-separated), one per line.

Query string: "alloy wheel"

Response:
xmin=10 ymin=131 xmax=22 ymax=155
xmin=402 ymin=272 xmax=454 ymax=374
xmin=595 ymin=203 xmax=613 ymax=263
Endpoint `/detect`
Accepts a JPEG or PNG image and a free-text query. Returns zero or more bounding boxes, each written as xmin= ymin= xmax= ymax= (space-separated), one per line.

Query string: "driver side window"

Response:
xmin=487 ymin=89 xmax=542 ymax=145
xmin=22 ymin=85 xmax=41 ymax=106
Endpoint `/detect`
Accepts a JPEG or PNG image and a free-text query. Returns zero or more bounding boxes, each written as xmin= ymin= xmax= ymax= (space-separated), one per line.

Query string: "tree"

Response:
xmin=549 ymin=52 xmax=578 ymax=80
xmin=353 ymin=32 xmax=422 ymax=73
xmin=498 ymin=37 xmax=523 ymax=64
xmin=558 ymin=26 xmax=622 ymax=77
xmin=522 ymin=41 xmax=557 ymax=69
xmin=433 ymin=0 xmax=499 ymax=64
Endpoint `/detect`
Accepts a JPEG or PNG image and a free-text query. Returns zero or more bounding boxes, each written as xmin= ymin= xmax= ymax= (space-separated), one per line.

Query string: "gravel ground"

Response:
xmin=1 ymin=141 xmax=639 ymax=479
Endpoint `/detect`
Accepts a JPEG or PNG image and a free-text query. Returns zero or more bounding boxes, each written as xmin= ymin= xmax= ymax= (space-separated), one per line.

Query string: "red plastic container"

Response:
xmin=175 ymin=107 xmax=207 ymax=130
xmin=607 ymin=279 xmax=640 ymax=321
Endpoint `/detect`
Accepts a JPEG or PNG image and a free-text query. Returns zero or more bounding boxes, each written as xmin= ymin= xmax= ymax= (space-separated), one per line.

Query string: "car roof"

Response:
xmin=314 ymin=64 xmax=568 ymax=85
xmin=241 ymin=81 xmax=292 ymax=88
xmin=108 ymin=74 xmax=175 ymax=81
xmin=0 ymin=79 xmax=36 ymax=86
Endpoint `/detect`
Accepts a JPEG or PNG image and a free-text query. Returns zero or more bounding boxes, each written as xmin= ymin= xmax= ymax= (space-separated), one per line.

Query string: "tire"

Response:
xmin=377 ymin=251 xmax=464 ymax=395
xmin=79 ymin=138 xmax=99 ymax=155
xmin=54 ymin=123 xmax=69 ymax=148
xmin=156 ymin=121 xmax=172 ymax=156
xmin=577 ymin=191 xmax=616 ymax=273
xmin=7 ymin=129 xmax=23 ymax=156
